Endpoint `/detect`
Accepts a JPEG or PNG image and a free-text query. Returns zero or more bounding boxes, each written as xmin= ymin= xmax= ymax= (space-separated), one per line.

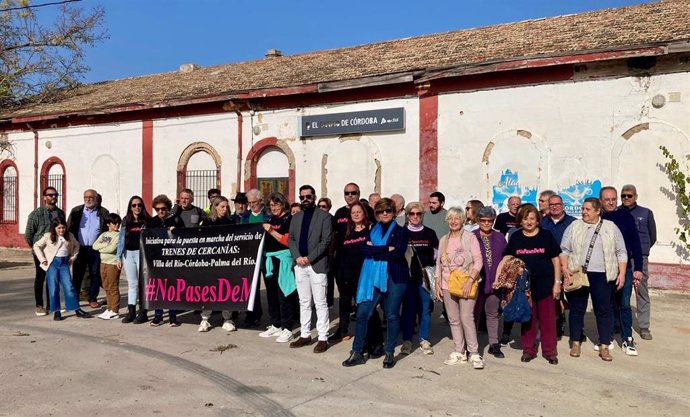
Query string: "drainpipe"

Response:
xmin=28 ymin=124 xmax=39 ymax=209
xmin=223 ymin=101 xmax=243 ymax=192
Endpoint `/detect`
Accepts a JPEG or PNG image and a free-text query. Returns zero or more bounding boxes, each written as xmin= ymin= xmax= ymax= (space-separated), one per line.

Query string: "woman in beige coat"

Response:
xmin=33 ymin=218 xmax=93 ymax=321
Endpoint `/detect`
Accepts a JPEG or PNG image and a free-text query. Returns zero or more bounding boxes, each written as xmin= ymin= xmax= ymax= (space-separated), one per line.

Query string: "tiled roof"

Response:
xmin=2 ymin=0 xmax=689 ymax=120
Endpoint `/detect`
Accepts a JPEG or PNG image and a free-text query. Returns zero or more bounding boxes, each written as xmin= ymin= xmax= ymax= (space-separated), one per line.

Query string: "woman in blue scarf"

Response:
xmin=343 ymin=198 xmax=410 ymax=369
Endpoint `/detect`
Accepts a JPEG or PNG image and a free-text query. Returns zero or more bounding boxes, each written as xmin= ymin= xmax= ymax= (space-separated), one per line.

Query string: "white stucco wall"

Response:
xmin=438 ymin=72 xmax=690 ymax=264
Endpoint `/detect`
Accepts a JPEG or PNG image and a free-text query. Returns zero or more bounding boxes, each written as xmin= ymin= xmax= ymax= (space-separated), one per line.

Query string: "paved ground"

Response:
xmin=1 ymin=248 xmax=689 ymax=417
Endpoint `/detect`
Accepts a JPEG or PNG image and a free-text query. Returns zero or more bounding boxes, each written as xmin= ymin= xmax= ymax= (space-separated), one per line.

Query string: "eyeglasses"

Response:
xmin=621 ymin=194 xmax=634 ymax=199
xmin=44 ymin=193 xmax=59 ymax=197
xmin=247 ymin=200 xmax=260 ymax=205
xmin=131 ymin=203 xmax=143 ymax=208
xmin=408 ymin=211 xmax=422 ymax=217
xmin=549 ymin=203 xmax=562 ymax=207
xmin=344 ymin=191 xmax=359 ymax=196
xmin=318 ymin=204 xmax=329 ymax=209
xmin=478 ymin=218 xmax=494 ymax=224
xmin=375 ymin=208 xmax=393 ymax=215
xmin=154 ymin=206 xmax=168 ymax=212
xmin=299 ymin=195 xmax=314 ymax=201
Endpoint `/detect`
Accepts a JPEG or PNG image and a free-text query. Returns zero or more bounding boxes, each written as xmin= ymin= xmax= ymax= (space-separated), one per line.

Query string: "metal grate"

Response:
xmin=185 ymin=170 xmax=219 ymax=206
xmin=41 ymin=174 xmax=65 ymax=208
xmin=1 ymin=174 xmax=17 ymax=223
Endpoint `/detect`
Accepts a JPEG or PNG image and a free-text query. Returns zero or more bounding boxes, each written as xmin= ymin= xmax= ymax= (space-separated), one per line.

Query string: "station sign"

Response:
xmin=300 ymin=107 xmax=405 ymax=137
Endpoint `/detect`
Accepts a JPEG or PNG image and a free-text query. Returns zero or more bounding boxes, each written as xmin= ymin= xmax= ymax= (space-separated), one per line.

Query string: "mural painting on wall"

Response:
xmin=560 ymin=180 xmax=602 ymax=217
xmin=491 ymin=169 xmax=601 ymax=216
xmin=492 ymin=169 xmax=537 ymax=210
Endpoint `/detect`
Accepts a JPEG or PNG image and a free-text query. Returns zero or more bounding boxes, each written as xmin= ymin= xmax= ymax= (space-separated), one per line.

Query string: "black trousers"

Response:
xmin=72 ymin=245 xmax=102 ymax=302
xmin=264 ymin=258 xmax=298 ymax=329
xmin=33 ymin=255 xmax=50 ymax=309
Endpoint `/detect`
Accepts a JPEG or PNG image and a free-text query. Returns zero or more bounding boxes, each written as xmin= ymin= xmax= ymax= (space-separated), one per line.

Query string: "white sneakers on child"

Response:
xmin=259 ymin=325 xmax=282 ymax=338
xmin=444 ymin=351 xmax=467 ymax=365
xmin=97 ymin=310 xmax=119 ymax=320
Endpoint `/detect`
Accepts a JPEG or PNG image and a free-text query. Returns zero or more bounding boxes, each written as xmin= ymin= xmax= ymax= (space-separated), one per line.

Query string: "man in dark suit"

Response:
xmin=287 ymin=184 xmax=332 ymax=353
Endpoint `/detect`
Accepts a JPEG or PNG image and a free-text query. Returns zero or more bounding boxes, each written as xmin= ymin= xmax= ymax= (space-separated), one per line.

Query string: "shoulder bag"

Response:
xmin=443 ymin=234 xmax=479 ymax=299
xmin=564 ymin=221 xmax=602 ymax=293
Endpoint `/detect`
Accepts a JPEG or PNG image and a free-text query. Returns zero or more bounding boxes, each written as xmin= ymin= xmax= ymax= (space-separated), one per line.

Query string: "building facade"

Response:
xmin=1 ymin=1 xmax=689 ymax=288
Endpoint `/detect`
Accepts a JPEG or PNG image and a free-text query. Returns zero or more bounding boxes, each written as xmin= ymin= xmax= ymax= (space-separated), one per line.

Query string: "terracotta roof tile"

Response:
xmin=3 ymin=0 xmax=689 ymax=119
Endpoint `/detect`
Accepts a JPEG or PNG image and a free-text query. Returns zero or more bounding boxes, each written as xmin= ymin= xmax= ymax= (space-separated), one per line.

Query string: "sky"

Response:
xmin=47 ymin=0 xmax=657 ymax=83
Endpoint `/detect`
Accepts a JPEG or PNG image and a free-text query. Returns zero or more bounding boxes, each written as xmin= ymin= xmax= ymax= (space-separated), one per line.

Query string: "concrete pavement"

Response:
xmin=1 ymin=248 xmax=689 ymax=417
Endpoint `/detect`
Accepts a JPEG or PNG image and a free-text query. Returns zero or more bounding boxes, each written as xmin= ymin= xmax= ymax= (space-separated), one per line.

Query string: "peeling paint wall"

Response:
xmin=438 ymin=72 xmax=690 ymax=265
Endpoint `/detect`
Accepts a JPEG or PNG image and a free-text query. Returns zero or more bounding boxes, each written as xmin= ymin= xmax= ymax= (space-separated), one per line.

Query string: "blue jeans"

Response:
xmin=122 ymin=250 xmax=140 ymax=306
xmin=612 ymin=264 xmax=634 ymax=340
xmin=154 ymin=309 xmax=177 ymax=320
xmin=46 ymin=256 xmax=79 ymax=313
xmin=352 ymin=278 xmax=407 ymax=355
xmin=401 ymin=281 xmax=432 ymax=341
xmin=566 ymin=272 xmax=613 ymax=345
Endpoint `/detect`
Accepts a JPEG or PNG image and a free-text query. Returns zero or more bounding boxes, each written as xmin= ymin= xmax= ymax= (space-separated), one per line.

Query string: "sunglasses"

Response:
xmin=408 ymin=212 xmax=422 ymax=217
xmin=131 ymin=203 xmax=143 ymax=208
xmin=318 ymin=204 xmax=329 ymax=209
xmin=478 ymin=218 xmax=494 ymax=224
xmin=621 ymin=194 xmax=634 ymax=199
xmin=375 ymin=208 xmax=393 ymax=215
xmin=44 ymin=193 xmax=59 ymax=197
xmin=299 ymin=195 xmax=314 ymax=201
xmin=154 ymin=206 xmax=168 ymax=212
xmin=344 ymin=191 xmax=359 ymax=196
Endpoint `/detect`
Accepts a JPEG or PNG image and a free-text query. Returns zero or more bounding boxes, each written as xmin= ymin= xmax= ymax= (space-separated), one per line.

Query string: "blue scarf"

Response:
xmin=356 ymin=222 xmax=395 ymax=303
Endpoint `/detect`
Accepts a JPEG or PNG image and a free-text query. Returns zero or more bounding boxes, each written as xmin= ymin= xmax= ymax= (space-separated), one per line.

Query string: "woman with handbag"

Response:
xmin=342 ymin=198 xmax=409 ymax=369
xmin=560 ymin=197 xmax=627 ymax=361
xmin=503 ymin=204 xmax=562 ymax=365
xmin=472 ymin=206 xmax=507 ymax=358
xmin=435 ymin=207 xmax=484 ymax=369
xmin=401 ymin=201 xmax=439 ymax=355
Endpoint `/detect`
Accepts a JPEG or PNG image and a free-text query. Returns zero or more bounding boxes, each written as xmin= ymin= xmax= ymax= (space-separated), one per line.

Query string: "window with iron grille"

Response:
xmin=41 ymin=174 xmax=65 ymax=209
xmin=1 ymin=167 xmax=18 ymax=223
xmin=185 ymin=169 xmax=219 ymax=206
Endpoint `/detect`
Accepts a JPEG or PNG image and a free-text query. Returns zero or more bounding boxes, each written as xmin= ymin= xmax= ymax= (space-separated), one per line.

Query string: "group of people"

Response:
xmin=24 ymin=180 xmax=656 ymax=368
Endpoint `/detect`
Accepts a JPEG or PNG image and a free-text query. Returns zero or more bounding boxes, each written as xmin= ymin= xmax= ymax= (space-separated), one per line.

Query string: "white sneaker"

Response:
xmin=622 ymin=338 xmax=639 ymax=356
xmin=593 ymin=342 xmax=615 ymax=352
xmin=198 ymin=320 xmax=211 ymax=332
xmin=420 ymin=340 xmax=434 ymax=355
xmin=444 ymin=351 xmax=467 ymax=365
xmin=276 ymin=328 xmax=294 ymax=343
xmin=470 ymin=354 xmax=485 ymax=369
xmin=259 ymin=325 xmax=282 ymax=338
xmin=222 ymin=320 xmax=237 ymax=332
xmin=97 ymin=310 xmax=118 ymax=320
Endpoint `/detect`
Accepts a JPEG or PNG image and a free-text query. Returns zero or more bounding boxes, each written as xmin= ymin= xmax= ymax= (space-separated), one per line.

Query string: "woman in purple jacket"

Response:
xmin=472 ymin=206 xmax=507 ymax=358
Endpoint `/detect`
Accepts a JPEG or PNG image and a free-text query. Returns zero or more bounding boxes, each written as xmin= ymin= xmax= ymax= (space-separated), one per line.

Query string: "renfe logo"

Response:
xmin=145 ymin=277 xmax=250 ymax=303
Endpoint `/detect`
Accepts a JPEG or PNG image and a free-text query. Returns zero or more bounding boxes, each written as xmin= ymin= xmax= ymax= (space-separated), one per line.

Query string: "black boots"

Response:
xmin=342 ymin=351 xmax=366 ymax=367
xmin=75 ymin=309 xmax=93 ymax=318
xmin=122 ymin=305 xmax=136 ymax=323
xmin=133 ymin=308 xmax=148 ymax=324
xmin=382 ymin=353 xmax=396 ymax=369
xmin=488 ymin=343 xmax=505 ymax=358
xmin=53 ymin=311 xmax=62 ymax=321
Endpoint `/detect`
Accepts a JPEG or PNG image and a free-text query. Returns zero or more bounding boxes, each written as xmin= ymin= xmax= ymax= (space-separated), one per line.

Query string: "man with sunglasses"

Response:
xmin=25 ymin=186 xmax=66 ymax=316
xmin=600 ymin=186 xmax=643 ymax=356
xmin=619 ymin=184 xmax=656 ymax=341
xmin=287 ymin=184 xmax=333 ymax=353
xmin=67 ymin=189 xmax=110 ymax=309
xmin=334 ymin=183 xmax=374 ymax=238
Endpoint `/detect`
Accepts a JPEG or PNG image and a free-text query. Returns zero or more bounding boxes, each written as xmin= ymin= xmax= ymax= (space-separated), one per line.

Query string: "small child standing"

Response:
xmin=93 ymin=213 xmax=123 ymax=320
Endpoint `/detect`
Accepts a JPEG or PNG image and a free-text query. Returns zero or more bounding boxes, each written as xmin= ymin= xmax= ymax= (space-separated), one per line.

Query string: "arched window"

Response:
xmin=40 ymin=157 xmax=66 ymax=209
xmin=0 ymin=160 xmax=18 ymax=224
xmin=257 ymin=147 xmax=289 ymax=197
xmin=177 ymin=142 xmax=221 ymax=207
